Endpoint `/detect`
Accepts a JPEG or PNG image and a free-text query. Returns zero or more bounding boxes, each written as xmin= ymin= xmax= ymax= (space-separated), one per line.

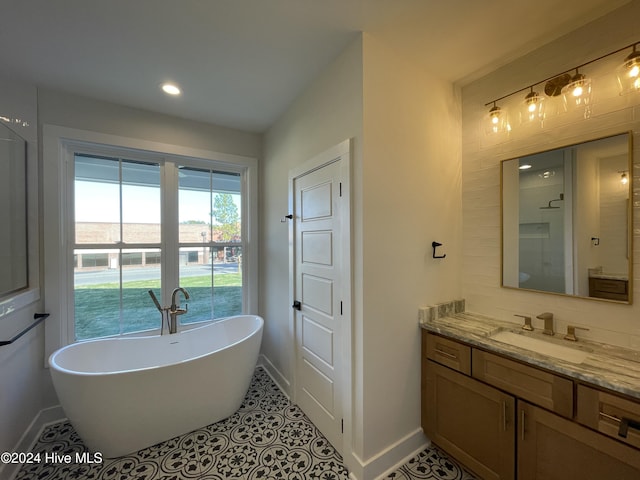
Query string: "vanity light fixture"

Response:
xmin=521 ymin=87 xmax=545 ymax=125
xmin=484 ymin=40 xmax=639 ymax=134
xmin=617 ymin=43 xmax=640 ymax=95
xmin=561 ymin=69 xmax=592 ymax=112
xmin=485 ymin=101 xmax=510 ymax=134
xmin=161 ymin=83 xmax=182 ymax=96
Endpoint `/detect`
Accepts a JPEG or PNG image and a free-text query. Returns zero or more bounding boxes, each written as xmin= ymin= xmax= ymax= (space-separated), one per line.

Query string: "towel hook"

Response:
xmin=432 ymin=241 xmax=446 ymax=259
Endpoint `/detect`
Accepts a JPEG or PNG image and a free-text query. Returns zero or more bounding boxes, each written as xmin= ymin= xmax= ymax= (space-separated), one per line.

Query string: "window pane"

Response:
xmin=179 ymin=168 xmax=212 ymax=242
xmin=74 ymin=248 xmax=161 ymax=340
xmin=178 ymin=246 xmax=242 ymax=324
xmin=212 ymin=192 xmax=242 ymax=243
xmin=74 ymin=248 xmax=121 ymax=340
xmin=75 ymin=155 xmax=120 ymax=244
xmin=75 ymin=156 xmax=161 ymax=245
xmin=122 ymin=161 xmax=161 ymax=243
xmin=121 ymin=249 xmax=162 ymax=334
xmin=179 ymin=168 xmax=242 ymax=243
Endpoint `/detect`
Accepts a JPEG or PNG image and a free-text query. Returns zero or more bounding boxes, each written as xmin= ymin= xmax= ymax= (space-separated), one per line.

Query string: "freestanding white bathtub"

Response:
xmin=49 ymin=314 xmax=263 ymax=458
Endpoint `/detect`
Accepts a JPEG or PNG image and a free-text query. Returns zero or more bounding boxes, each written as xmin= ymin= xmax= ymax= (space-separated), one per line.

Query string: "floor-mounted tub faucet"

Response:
xmin=536 ymin=312 xmax=554 ymax=336
xmin=169 ymin=287 xmax=190 ymax=334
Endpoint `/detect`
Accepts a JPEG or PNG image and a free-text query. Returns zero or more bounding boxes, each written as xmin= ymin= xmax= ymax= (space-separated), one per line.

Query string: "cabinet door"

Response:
xmin=518 ymin=400 xmax=640 ymax=480
xmin=425 ymin=360 xmax=515 ymax=480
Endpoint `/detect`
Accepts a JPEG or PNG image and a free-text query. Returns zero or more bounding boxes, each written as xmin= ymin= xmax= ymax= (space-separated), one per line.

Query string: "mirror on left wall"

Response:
xmin=0 ymin=122 xmax=28 ymax=298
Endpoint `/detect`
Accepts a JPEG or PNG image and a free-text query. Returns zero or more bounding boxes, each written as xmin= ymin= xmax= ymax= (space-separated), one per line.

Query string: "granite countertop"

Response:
xmin=420 ymin=310 xmax=640 ymax=401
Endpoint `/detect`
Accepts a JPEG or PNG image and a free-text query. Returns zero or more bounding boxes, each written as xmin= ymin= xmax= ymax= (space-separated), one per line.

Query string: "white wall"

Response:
xmin=262 ymin=32 xmax=462 ymax=478
xmin=360 ymin=33 xmax=461 ymax=465
xmin=461 ymin=1 xmax=640 ymax=348
xmin=598 ymin=154 xmax=630 ymax=274
xmin=261 ymin=36 xmax=363 ymax=469
xmin=38 ymin=88 xmax=261 ymax=158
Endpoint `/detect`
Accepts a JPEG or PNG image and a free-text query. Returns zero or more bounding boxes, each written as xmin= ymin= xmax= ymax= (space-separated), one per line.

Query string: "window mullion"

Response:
xmin=162 ymin=161 xmax=179 ymax=306
xmin=119 ymin=159 xmax=124 ymax=335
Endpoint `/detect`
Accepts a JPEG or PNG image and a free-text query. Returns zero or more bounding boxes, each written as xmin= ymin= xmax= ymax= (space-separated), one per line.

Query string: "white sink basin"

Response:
xmin=490 ymin=331 xmax=588 ymax=364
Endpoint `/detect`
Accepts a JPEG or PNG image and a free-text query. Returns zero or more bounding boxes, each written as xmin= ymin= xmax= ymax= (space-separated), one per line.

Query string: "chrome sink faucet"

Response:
xmin=169 ymin=287 xmax=190 ymax=334
xmin=536 ymin=312 xmax=554 ymax=336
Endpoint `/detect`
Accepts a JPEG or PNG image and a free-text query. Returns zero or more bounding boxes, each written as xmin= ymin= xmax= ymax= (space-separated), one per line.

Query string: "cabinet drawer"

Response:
xmin=424 ymin=332 xmax=471 ymax=375
xmin=577 ymin=384 xmax=640 ymax=450
xmin=591 ymin=278 xmax=627 ymax=294
xmin=589 ymin=278 xmax=629 ymax=301
xmin=472 ymin=349 xmax=573 ymax=418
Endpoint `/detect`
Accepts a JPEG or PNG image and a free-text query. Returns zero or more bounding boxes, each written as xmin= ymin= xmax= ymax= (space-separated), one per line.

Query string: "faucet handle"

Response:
xmin=514 ymin=314 xmax=533 ymax=331
xmin=564 ymin=325 xmax=589 ymax=342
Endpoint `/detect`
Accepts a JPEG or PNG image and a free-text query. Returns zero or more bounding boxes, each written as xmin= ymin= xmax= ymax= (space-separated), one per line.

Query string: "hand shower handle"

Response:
xmin=148 ymin=290 xmax=163 ymax=312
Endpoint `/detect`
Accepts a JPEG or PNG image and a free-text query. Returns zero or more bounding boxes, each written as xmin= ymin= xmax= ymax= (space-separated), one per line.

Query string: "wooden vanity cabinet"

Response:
xmin=518 ymin=400 xmax=640 ymax=479
xmin=424 ymin=360 xmax=515 ymax=480
xmin=422 ymin=331 xmax=640 ymax=479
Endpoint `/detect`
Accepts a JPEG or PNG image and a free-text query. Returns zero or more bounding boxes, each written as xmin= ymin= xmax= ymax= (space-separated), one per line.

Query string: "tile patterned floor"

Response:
xmin=15 ymin=367 xmax=474 ymax=480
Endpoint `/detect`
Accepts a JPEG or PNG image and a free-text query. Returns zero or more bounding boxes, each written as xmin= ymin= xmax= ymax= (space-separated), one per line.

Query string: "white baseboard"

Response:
xmin=346 ymin=428 xmax=429 ymax=480
xmin=257 ymin=353 xmax=291 ymax=398
xmin=1 ymin=406 xmax=66 ymax=480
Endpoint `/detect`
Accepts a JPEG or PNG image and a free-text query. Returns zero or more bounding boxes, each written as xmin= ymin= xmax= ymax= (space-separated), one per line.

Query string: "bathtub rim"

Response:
xmin=48 ymin=314 xmax=264 ymax=377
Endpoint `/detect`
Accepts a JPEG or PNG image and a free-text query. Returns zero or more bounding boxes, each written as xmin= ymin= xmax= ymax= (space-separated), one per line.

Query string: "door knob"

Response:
xmin=292 ymin=301 xmax=301 ymax=310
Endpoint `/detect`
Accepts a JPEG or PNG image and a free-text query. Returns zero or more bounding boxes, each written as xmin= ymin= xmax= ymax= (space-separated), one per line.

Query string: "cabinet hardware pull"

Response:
xmin=521 ymin=410 xmax=526 ymax=441
xmin=619 ymin=417 xmax=640 ymax=438
xmin=599 ymin=411 xmax=621 ymax=423
xmin=434 ymin=348 xmax=457 ymax=360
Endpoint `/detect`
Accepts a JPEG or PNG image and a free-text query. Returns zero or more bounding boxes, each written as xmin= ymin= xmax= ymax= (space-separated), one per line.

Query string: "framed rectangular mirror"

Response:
xmin=0 ymin=122 xmax=28 ymax=298
xmin=501 ymin=132 xmax=633 ymax=303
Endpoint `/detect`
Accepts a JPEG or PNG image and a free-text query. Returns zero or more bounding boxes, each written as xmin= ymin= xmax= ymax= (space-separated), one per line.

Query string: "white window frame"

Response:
xmin=43 ymin=125 xmax=258 ymax=357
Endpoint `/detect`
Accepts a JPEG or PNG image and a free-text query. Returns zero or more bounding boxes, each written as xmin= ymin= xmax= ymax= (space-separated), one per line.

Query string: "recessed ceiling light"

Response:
xmin=161 ymin=83 xmax=181 ymax=96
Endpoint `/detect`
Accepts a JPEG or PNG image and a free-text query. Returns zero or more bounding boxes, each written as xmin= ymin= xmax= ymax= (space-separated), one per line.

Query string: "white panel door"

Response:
xmin=293 ymin=159 xmax=344 ymax=451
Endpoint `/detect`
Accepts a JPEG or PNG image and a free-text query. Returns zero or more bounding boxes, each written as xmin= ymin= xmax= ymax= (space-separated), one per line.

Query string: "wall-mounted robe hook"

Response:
xmin=591 ymin=237 xmax=600 ymax=246
xmin=280 ymin=214 xmax=293 ymax=223
xmin=432 ymin=241 xmax=446 ymax=259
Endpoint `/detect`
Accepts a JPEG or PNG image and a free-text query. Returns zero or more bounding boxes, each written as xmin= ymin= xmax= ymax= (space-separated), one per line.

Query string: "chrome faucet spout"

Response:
xmin=170 ymin=287 xmax=190 ymax=310
xmin=536 ymin=312 xmax=554 ymax=336
xmin=169 ymin=287 xmax=190 ymax=334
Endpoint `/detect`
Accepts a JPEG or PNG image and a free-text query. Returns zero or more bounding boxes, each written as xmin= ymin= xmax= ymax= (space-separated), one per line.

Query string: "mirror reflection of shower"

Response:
xmin=540 ymin=193 xmax=564 ymax=209
xmin=502 ymin=132 xmax=631 ymax=302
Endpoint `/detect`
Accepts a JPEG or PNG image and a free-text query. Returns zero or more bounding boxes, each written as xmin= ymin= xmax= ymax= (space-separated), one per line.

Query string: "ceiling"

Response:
xmin=0 ymin=0 xmax=628 ymax=132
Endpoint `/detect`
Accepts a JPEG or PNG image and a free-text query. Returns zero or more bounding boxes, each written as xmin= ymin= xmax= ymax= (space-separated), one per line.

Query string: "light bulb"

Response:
xmin=489 ymin=105 xmax=501 ymax=125
xmin=617 ymin=46 xmax=640 ymax=95
xmin=161 ymin=83 xmax=181 ymax=95
xmin=572 ymin=85 xmax=583 ymax=97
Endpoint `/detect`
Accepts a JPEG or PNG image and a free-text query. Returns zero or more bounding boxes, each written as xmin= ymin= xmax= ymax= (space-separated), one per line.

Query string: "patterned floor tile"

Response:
xmin=385 ymin=447 xmax=476 ymax=480
xmin=15 ymin=367 xmax=473 ymax=480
